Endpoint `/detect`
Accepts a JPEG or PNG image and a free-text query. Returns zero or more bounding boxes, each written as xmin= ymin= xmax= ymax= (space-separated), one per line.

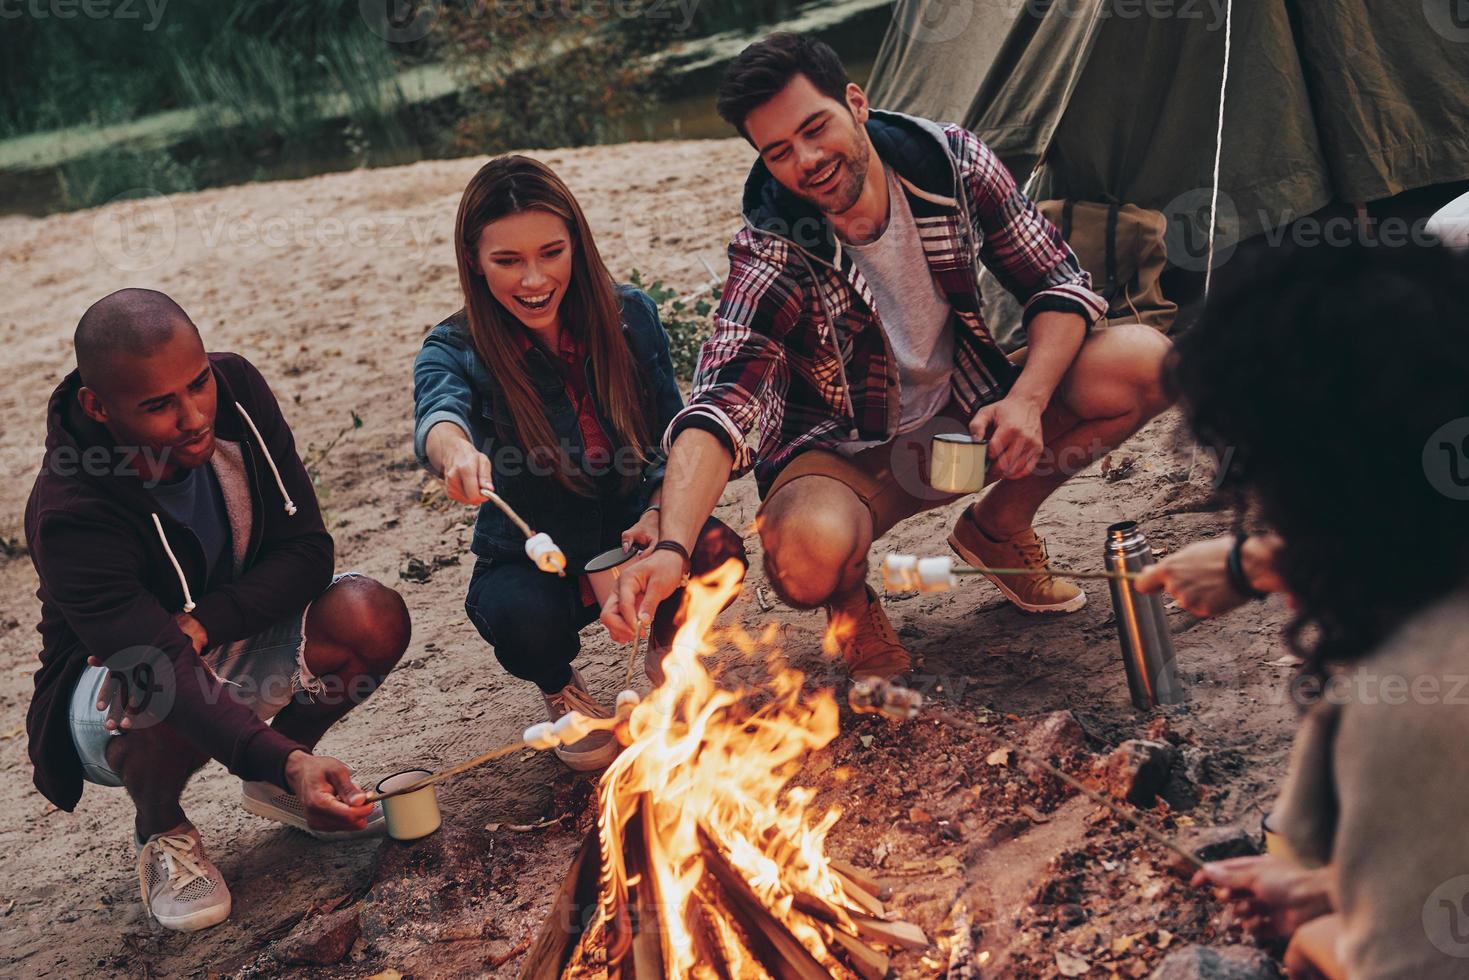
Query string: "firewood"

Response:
xmin=684 ymin=899 xmax=735 ymax=980
xmin=627 ymin=802 xmax=670 ymax=980
xmin=835 ymin=872 xmax=886 ymax=918
xmin=828 ymin=928 xmax=892 ymax=980
xmin=696 ymin=824 xmax=832 ymax=980
xmin=518 ymin=828 xmax=602 ymax=980
xmin=848 ymin=912 xmax=930 ymax=953
xmin=830 ymin=859 xmax=890 ymax=902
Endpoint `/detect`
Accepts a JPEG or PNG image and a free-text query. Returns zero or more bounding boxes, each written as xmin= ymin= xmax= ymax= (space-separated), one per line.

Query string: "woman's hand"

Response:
xmin=1192 ymin=855 xmax=1334 ymax=940
xmin=622 ymin=508 xmax=660 ymax=553
xmin=1135 ymin=534 xmax=1287 ymax=617
xmin=427 ymin=422 xmax=494 ymax=505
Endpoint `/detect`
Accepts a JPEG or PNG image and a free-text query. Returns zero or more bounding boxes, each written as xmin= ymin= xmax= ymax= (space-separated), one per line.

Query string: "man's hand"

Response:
xmin=1191 ymin=855 xmax=1334 ymax=940
xmin=602 ymin=549 xmax=685 ymax=643
xmin=174 ymin=612 xmax=208 ymax=655
xmin=1135 ymin=534 xmax=1287 ymax=617
xmin=969 ymin=393 xmax=1046 ymax=480
xmin=622 ymin=508 xmax=660 ymax=554
xmin=283 ymin=750 xmax=374 ymax=833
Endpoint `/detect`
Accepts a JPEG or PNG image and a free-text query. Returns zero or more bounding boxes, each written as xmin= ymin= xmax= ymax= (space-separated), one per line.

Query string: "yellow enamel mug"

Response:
xmin=376 ymin=769 xmax=442 ymax=841
xmin=929 ymin=433 xmax=988 ymax=494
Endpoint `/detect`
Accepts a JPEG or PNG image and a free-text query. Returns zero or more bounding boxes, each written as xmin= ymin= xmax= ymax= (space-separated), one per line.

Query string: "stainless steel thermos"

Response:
xmin=1104 ymin=521 xmax=1185 ymax=710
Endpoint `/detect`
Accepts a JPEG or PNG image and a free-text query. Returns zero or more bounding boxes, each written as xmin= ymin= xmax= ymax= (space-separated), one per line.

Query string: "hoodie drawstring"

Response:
xmin=234 ymin=401 xmax=297 ymax=516
xmin=796 ymin=251 xmax=860 ymax=441
xmin=151 ymin=512 xmax=196 ymax=613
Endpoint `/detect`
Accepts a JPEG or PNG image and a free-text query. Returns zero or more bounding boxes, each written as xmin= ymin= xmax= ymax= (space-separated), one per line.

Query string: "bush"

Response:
xmin=628 ymin=269 xmax=722 ymax=382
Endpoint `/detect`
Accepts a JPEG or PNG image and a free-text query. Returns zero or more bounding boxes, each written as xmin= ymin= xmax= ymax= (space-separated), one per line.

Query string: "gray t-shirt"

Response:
xmin=149 ymin=464 xmax=233 ymax=591
xmin=843 ymin=165 xmax=956 ymax=435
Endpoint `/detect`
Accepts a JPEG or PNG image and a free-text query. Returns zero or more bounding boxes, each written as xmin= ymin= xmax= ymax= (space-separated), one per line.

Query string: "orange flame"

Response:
xmin=597 ymin=558 xmax=847 ymax=972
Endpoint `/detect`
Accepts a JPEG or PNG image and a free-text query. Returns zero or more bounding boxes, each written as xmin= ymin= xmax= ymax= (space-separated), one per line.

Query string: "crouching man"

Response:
xmin=24 ymin=289 xmax=411 ymax=932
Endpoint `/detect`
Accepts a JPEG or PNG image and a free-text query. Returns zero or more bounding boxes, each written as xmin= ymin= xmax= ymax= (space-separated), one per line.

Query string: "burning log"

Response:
xmin=518 ymin=828 xmax=601 ymax=980
xmin=696 ymin=824 xmax=834 ymax=980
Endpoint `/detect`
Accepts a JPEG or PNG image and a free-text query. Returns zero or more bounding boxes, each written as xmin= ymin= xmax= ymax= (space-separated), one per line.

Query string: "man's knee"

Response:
xmin=692 ymin=518 xmax=748 ymax=576
xmin=1065 ymin=324 xmax=1174 ymax=420
xmin=760 ymin=505 xmax=866 ymax=608
xmin=307 ymin=576 xmax=411 ymax=674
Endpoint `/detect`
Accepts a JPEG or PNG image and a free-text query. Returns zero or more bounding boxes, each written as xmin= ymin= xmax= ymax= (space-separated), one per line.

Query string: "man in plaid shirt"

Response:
xmin=605 ymin=33 xmax=1172 ymax=679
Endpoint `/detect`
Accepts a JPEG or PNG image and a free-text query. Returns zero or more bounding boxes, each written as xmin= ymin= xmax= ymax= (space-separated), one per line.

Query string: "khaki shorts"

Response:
xmin=758 ymin=401 xmax=978 ymax=539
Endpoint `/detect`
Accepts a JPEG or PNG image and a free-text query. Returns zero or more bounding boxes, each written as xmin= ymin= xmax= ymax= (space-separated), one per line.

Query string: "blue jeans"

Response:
xmin=465 ymin=517 xmax=746 ymax=692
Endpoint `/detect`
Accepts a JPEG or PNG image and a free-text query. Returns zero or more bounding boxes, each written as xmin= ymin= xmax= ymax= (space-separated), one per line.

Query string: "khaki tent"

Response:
xmin=869 ymin=0 xmax=1469 ymax=268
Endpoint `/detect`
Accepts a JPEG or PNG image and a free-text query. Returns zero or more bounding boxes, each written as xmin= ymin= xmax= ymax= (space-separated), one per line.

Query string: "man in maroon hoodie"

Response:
xmin=25 ymin=288 xmax=411 ymax=932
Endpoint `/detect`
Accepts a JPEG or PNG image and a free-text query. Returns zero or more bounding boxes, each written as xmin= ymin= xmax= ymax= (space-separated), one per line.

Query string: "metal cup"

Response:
xmin=1104 ymin=521 xmax=1185 ymax=710
xmin=929 ymin=433 xmax=987 ymax=494
xmin=585 ymin=545 xmax=640 ymax=606
xmin=376 ymin=769 xmax=441 ymax=841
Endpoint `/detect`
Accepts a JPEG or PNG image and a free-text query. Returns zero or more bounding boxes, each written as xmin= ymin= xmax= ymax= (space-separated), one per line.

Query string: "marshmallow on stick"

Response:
xmin=883 ymin=553 xmax=957 ymax=593
xmin=525 ymin=532 xmax=568 ymax=576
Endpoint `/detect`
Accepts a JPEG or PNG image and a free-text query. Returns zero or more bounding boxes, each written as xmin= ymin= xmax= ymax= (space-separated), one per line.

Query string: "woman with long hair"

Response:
xmin=413 ymin=155 xmax=746 ymax=770
xmin=1143 ymin=237 xmax=1469 ymax=977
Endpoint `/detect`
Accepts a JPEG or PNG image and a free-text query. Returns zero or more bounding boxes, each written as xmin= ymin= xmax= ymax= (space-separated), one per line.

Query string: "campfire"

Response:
xmin=521 ymin=560 xmax=929 ymax=979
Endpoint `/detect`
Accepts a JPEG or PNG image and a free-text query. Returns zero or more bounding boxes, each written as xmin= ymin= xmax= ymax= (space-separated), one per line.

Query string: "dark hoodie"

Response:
xmin=25 ymin=352 xmax=333 ymax=810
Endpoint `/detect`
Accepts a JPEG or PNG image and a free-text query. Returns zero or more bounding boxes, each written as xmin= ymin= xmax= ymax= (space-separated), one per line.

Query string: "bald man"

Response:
xmin=24 ymin=289 xmax=411 ymax=932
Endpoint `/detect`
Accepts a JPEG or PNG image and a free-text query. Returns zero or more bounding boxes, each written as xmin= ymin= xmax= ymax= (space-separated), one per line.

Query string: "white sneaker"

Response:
xmin=136 ymin=822 xmax=231 ymax=932
xmin=543 ymin=668 xmax=619 ymax=772
xmin=241 ymin=780 xmax=385 ymax=840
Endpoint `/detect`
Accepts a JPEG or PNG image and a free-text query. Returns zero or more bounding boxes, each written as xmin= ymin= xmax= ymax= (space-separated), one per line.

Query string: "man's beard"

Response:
xmin=795 ymin=138 xmax=870 ymax=216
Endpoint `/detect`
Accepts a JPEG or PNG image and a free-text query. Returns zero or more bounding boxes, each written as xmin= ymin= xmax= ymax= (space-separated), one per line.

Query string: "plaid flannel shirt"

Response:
xmin=663 ymin=110 xmax=1107 ymax=495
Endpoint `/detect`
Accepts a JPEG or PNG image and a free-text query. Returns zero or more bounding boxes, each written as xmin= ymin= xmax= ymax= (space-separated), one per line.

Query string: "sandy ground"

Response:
xmin=0 ymin=139 xmax=1299 ymax=978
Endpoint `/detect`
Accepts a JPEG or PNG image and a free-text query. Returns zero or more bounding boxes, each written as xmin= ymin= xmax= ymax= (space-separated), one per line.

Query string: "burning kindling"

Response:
xmin=522 ymin=560 xmax=929 ymax=979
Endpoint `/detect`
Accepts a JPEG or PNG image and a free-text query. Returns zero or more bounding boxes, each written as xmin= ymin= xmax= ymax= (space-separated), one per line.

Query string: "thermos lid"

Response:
xmin=934 ymin=432 xmax=986 ymax=445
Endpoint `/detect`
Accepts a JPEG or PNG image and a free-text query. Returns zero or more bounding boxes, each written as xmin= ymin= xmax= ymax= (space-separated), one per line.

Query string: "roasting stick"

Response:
xmin=849 ymin=680 xmax=1204 ymax=871
xmin=955 ymin=565 xmax=1137 ymax=582
xmin=478 ymin=483 xmax=567 ymax=577
xmin=364 ymin=692 xmax=642 ymax=803
xmin=623 ymin=621 xmax=646 ymax=691
xmin=881 ymin=553 xmax=1134 ymax=594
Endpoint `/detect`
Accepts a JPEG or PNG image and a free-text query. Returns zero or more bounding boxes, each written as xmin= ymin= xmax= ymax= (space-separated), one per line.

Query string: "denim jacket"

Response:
xmin=413 ymin=285 xmax=683 ymax=569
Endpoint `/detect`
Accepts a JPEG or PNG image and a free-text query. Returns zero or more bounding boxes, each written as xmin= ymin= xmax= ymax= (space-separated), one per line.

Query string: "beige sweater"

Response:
xmin=1275 ymin=585 xmax=1469 ymax=978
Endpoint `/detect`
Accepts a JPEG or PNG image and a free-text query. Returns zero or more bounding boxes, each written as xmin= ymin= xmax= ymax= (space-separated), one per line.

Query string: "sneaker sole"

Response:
xmin=153 ymin=895 xmax=232 ymax=932
xmin=554 ymin=740 xmax=621 ymax=772
xmin=242 ymin=792 xmax=385 ymax=840
xmin=947 ymin=532 xmax=1088 ymax=614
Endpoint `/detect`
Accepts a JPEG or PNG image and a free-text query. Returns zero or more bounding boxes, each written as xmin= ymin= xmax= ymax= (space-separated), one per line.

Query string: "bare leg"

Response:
xmin=975 ymin=324 xmax=1173 ymax=536
xmin=270 ymin=576 xmax=410 ymax=750
xmin=105 ymin=723 xmax=209 ymax=841
xmin=758 ymin=475 xmax=874 ymax=617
